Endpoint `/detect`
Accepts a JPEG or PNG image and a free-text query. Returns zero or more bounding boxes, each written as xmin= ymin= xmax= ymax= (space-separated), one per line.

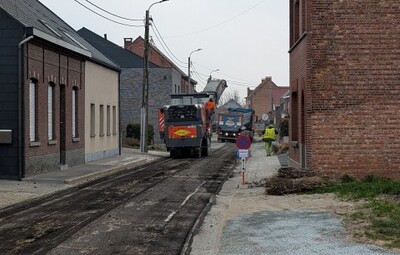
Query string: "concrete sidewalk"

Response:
xmin=0 ymin=148 xmax=169 ymax=209
xmin=190 ymin=136 xmax=398 ymax=255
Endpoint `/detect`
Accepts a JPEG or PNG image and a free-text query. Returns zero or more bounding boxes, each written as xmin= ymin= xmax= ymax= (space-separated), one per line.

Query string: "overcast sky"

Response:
xmin=39 ymin=0 xmax=289 ymax=101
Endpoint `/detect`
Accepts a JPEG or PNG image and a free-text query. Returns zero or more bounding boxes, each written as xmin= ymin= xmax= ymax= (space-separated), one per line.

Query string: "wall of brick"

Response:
xmin=24 ymin=41 xmax=85 ymax=176
xmin=124 ymin=37 xmax=194 ymax=93
xmin=120 ymin=67 xmax=176 ymax=144
xmin=249 ymin=77 xmax=288 ymax=126
xmin=249 ymin=77 xmax=274 ymax=122
xmin=290 ymin=0 xmax=400 ymax=178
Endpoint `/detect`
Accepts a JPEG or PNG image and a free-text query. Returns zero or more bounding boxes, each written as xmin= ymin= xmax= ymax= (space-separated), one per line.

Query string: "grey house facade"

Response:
xmin=0 ymin=0 xmax=119 ymax=179
xmin=78 ymin=28 xmax=181 ymax=144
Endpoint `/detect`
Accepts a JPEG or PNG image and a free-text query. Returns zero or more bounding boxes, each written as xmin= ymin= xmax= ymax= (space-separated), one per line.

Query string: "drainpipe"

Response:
xmin=118 ymin=73 xmax=121 ymax=155
xmin=18 ymin=35 xmax=34 ymax=181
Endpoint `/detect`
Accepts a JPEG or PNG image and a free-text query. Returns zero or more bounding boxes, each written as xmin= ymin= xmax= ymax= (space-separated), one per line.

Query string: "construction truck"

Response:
xmin=159 ymin=79 xmax=227 ymax=158
xmin=217 ymin=108 xmax=255 ymax=142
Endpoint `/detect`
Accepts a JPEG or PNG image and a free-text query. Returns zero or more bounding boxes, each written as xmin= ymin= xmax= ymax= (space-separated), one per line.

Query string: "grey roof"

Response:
xmin=0 ymin=0 xmax=119 ymax=71
xmin=77 ymin=27 xmax=160 ymax=69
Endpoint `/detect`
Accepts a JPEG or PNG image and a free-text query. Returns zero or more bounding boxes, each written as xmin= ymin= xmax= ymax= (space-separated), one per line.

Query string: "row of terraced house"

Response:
xmin=0 ymin=0 xmax=194 ymax=179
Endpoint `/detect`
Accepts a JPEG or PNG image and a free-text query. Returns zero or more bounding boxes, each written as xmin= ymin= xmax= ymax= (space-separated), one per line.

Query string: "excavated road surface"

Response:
xmin=0 ymin=144 xmax=237 ymax=255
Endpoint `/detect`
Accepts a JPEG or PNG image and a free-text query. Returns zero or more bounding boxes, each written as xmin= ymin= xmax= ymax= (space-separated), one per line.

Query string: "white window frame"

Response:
xmin=72 ymin=88 xmax=78 ymax=138
xmin=29 ymin=80 xmax=36 ymax=142
xmin=107 ymin=105 xmax=111 ymax=136
xmin=48 ymin=83 xmax=55 ymax=140
xmin=100 ymin=104 xmax=104 ymax=136
xmin=112 ymin=106 xmax=117 ymax=135
xmin=90 ymin=103 xmax=95 ymax=137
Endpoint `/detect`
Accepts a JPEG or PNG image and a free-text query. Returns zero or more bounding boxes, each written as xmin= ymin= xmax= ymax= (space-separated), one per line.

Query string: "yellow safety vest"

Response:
xmin=263 ymin=127 xmax=276 ymax=140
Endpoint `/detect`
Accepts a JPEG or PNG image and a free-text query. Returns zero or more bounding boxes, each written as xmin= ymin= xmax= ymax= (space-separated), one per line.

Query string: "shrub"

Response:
xmin=126 ymin=123 xmax=154 ymax=144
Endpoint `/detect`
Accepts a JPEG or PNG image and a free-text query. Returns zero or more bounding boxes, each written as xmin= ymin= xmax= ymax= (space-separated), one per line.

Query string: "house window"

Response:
xmin=291 ymin=0 xmax=307 ymax=46
xmin=294 ymin=0 xmax=300 ymax=42
xmin=48 ymin=83 xmax=55 ymax=140
xmin=72 ymin=87 xmax=78 ymax=138
xmin=107 ymin=105 xmax=111 ymax=136
xmin=112 ymin=106 xmax=117 ymax=135
xmin=29 ymin=79 xmax=37 ymax=142
xmin=291 ymin=91 xmax=299 ymax=141
xmin=100 ymin=104 xmax=104 ymax=136
xmin=90 ymin=103 xmax=95 ymax=137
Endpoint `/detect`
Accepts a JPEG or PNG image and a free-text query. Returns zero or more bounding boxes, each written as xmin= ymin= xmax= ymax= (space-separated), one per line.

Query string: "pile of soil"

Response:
xmin=265 ymin=167 xmax=326 ymax=195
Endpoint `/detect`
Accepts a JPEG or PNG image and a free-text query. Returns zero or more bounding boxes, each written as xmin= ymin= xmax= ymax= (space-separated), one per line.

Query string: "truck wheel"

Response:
xmin=170 ymin=148 xmax=181 ymax=158
xmin=193 ymin=147 xmax=202 ymax=158
xmin=201 ymin=137 xmax=211 ymax=156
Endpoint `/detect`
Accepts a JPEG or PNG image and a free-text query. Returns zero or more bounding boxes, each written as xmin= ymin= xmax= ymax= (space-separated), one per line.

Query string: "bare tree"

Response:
xmin=219 ymin=89 xmax=243 ymax=106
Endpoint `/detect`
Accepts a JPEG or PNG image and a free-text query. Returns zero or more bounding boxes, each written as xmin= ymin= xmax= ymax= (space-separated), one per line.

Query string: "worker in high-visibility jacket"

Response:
xmin=262 ymin=125 xmax=276 ymax=156
xmin=205 ymin=98 xmax=215 ymax=115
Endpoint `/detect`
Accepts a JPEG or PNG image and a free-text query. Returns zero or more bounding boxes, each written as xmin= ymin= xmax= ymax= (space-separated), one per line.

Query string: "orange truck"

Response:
xmin=159 ymin=80 xmax=227 ymax=158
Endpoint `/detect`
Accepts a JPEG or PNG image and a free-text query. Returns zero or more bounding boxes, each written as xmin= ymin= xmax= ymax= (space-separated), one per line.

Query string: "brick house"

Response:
xmin=124 ymin=37 xmax=196 ymax=94
xmin=78 ymin=29 xmax=180 ymax=144
xmin=0 ymin=0 xmax=119 ymax=179
xmin=246 ymin=76 xmax=289 ymax=126
xmin=289 ymin=0 xmax=400 ymax=178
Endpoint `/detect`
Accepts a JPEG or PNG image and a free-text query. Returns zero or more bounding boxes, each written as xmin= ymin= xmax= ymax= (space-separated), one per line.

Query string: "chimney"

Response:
xmin=124 ymin=38 xmax=133 ymax=49
xmin=104 ymin=34 xmax=107 ymax=40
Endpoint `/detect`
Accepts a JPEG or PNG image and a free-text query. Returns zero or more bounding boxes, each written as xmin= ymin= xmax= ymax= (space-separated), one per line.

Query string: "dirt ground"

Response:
xmin=190 ymin=175 xmax=399 ymax=255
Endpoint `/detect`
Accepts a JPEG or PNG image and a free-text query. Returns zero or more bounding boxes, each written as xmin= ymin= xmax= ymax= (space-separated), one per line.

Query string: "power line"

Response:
xmin=83 ymin=0 xmax=144 ymax=22
xmin=165 ymin=0 xmax=268 ymax=38
xmin=192 ymin=61 xmax=258 ymax=85
xmin=150 ymin=27 xmax=188 ymax=70
xmin=151 ymin=20 xmax=187 ymax=66
xmin=74 ymin=0 xmax=144 ymax=27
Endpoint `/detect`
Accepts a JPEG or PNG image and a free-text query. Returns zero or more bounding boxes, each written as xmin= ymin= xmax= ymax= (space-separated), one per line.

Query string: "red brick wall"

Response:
xmin=289 ymin=35 xmax=308 ymax=166
xmin=290 ymin=0 xmax=400 ymax=179
xmin=24 ymin=41 xmax=85 ymax=174
xmin=126 ymin=38 xmax=172 ymax=68
xmin=249 ymin=79 xmax=272 ymax=122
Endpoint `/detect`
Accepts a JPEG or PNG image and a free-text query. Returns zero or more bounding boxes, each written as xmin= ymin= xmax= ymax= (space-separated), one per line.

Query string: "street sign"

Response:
xmin=236 ymin=134 xmax=251 ymax=149
xmin=237 ymin=149 xmax=250 ymax=158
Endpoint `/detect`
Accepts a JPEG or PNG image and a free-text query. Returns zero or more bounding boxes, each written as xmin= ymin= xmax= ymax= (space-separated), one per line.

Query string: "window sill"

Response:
xmin=107 ymin=133 xmax=111 ymax=136
xmin=90 ymin=134 xmax=96 ymax=138
xmin=290 ymin=141 xmax=299 ymax=148
xmin=48 ymin=140 xmax=57 ymax=145
xmin=72 ymin=137 xmax=80 ymax=143
xmin=100 ymin=134 xmax=105 ymax=137
xmin=112 ymin=132 xmax=118 ymax=136
xmin=29 ymin=141 xmax=41 ymax=147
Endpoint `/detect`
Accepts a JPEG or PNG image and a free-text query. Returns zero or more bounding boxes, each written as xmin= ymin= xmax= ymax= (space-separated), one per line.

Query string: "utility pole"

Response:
xmin=140 ymin=0 xmax=169 ymax=152
xmin=187 ymin=48 xmax=202 ymax=93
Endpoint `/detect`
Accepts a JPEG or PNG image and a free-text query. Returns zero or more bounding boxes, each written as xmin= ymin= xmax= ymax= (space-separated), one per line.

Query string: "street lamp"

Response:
xmin=141 ymin=0 xmax=169 ymax=153
xmin=187 ymin=48 xmax=202 ymax=93
xmin=208 ymin=68 xmax=220 ymax=82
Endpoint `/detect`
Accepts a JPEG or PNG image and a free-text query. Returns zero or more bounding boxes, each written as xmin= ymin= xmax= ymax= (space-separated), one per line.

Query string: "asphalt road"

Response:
xmin=0 ymin=144 xmax=237 ymax=255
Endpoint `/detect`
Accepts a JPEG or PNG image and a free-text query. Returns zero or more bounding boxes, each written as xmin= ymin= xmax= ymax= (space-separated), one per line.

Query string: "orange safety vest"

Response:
xmin=205 ymin=101 xmax=215 ymax=111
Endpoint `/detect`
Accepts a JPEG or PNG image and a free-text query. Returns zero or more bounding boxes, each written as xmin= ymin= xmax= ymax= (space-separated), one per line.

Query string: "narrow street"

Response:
xmin=0 ymin=144 xmax=237 ymax=255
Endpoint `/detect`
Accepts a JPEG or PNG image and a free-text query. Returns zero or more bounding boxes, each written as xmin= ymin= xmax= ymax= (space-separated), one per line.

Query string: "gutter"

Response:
xmin=18 ymin=35 xmax=34 ymax=181
xmin=118 ymin=73 xmax=122 ymax=155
